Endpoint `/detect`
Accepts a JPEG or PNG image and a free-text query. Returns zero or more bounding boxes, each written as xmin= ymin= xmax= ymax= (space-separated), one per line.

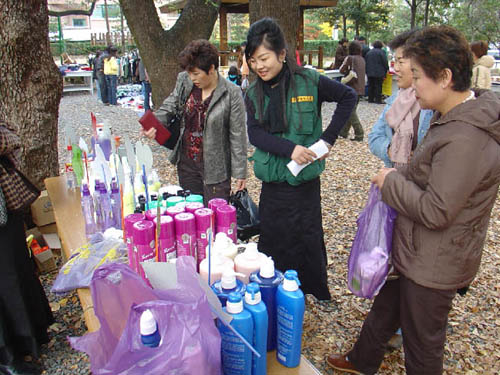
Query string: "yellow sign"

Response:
xmin=291 ymin=96 xmax=314 ymax=103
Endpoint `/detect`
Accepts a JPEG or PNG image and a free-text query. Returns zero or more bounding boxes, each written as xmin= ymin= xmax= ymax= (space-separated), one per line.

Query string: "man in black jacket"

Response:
xmin=365 ymin=40 xmax=388 ymax=104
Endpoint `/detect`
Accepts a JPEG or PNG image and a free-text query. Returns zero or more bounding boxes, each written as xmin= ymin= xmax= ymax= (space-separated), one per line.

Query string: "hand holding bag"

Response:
xmin=347 ymin=184 xmax=397 ymax=299
xmin=229 ymin=189 xmax=260 ymax=241
xmin=341 ymin=57 xmax=358 ymax=85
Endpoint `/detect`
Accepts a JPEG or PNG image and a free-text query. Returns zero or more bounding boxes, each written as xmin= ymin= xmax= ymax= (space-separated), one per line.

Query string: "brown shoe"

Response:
xmin=326 ymin=353 xmax=361 ymax=374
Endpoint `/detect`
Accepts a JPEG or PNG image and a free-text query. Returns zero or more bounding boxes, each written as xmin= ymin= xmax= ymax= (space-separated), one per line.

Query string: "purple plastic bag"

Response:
xmin=348 ymin=184 xmax=397 ymax=299
xmin=69 ymin=257 xmax=222 ymax=375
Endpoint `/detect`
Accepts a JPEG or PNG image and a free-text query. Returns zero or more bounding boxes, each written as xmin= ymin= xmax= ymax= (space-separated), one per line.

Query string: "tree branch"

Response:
xmin=48 ymin=0 xmax=97 ymax=17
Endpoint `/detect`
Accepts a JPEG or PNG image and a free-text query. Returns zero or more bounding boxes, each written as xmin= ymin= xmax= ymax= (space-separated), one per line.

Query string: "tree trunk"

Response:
xmin=104 ymin=0 xmax=111 ymax=44
xmin=0 ymin=0 xmax=62 ymax=189
xmin=119 ymin=0 xmax=220 ymax=107
xmin=405 ymin=0 xmax=417 ymax=29
xmin=249 ymin=0 xmax=300 ymax=53
xmin=424 ymin=0 xmax=430 ymax=26
xmin=342 ymin=15 xmax=347 ymax=38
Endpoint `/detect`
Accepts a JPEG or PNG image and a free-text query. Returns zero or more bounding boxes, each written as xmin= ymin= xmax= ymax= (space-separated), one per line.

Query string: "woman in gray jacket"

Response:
xmin=143 ymin=40 xmax=247 ymax=202
xmin=328 ymin=26 xmax=500 ymax=375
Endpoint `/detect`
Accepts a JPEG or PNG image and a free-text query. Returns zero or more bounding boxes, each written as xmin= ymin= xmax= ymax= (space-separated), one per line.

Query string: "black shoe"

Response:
xmin=338 ymin=135 xmax=348 ymax=139
xmin=1 ymin=359 xmax=42 ymax=375
xmin=350 ymin=137 xmax=363 ymax=142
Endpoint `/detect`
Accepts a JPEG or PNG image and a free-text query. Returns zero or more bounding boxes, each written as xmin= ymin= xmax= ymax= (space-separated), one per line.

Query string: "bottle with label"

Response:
xmin=110 ymin=179 xmax=122 ymax=229
xmin=276 ymin=270 xmax=305 ymax=368
xmin=80 ymin=183 xmax=96 ymax=237
xmin=65 ymin=145 xmax=76 ymax=190
xmin=124 ymin=213 xmax=145 ymax=272
xmin=140 ymin=309 xmax=161 ymax=348
xmin=155 ymin=215 xmax=176 ymax=262
xmin=97 ymin=126 xmax=112 ymax=161
xmin=234 ymin=243 xmax=268 ymax=284
xmin=211 ymin=269 xmax=246 ymax=307
xmin=93 ymin=181 xmax=103 ymax=232
xmin=243 ymin=283 xmax=268 ymax=375
xmin=249 ymin=257 xmax=284 ymax=351
xmin=174 ymin=212 xmax=196 ymax=258
xmin=132 ymin=220 xmax=156 ymax=281
xmin=216 ymin=204 xmax=237 ymax=243
xmin=99 ymin=183 xmax=114 ymax=231
xmin=217 ymin=292 xmax=253 ymax=375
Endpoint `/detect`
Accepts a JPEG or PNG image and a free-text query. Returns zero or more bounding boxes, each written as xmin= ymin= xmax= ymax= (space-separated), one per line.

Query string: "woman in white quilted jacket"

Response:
xmin=470 ymin=41 xmax=495 ymax=90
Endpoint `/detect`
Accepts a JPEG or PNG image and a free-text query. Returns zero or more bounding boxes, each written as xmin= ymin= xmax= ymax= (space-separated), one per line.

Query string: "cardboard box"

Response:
xmin=31 ymin=190 xmax=55 ymax=227
xmin=25 ymin=227 xmax=58 ymax=274
xmin=38 ymin=222 xmax=58 ymax=234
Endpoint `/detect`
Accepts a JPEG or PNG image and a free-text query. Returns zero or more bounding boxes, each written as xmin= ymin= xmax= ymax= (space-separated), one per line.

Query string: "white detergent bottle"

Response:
xmin=213 ymin=232 xmax=238 ymax=259
xmin=211 ymin=268 xmax=246 ymax=307
xmin=234 ymin=243 xmax=268 ymax=284
xmin=199 ymin=252 xmax=234 ymax=285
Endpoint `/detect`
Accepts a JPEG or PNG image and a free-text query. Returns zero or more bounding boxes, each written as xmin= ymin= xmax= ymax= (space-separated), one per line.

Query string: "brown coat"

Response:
xmin=333 ymin=44 xmax=348 ymax=69
xmin=0 ymin=122 xmax=39 ymax=212
xmin=340 ymin=55 xmax=366 ymax=95
xmin=381 ymin=90 xmax=500 ymax=290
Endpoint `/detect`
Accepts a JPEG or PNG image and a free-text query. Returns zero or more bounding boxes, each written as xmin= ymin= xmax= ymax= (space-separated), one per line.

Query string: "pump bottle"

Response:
xmin=234 ymin=243 xmax=267 ymax=284
xmin=243 ymin=283 xmax=268 ymax=375
xmin=80 ymin=183 xmax=96 ymax=236
xmin=211 ymin=269 xmax=246 ymax=307
xmin=276 ymin=270 xmax=305 ymax=368
xmin=249 ymin=256 xmax=284 ymax=351
xmin=140 ymin=309 xmax=161 ymax=348
xmin=217 ymin=292 xmax=253 ymax=375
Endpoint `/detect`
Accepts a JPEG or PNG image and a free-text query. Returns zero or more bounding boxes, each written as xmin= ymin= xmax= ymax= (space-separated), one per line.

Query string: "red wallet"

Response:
xmin=138 ymin=110 xmax=171 ymax=145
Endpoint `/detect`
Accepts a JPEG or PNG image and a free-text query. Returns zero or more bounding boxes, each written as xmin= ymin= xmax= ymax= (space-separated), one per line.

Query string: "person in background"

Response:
xmin=333 ymin=38 xmax=349 ymax=70
xmin=238 ymin=41 xmax=250 ymax=88
xmin=365 ymin=40 xmax=389 ymax=104
xmin=227 ymin=65 xmax=242 ymax=86
xmin=357 ymin=36 xmax=370 ymax=58
xmin=339 ymin=40 xmax=366 ymax=141
xmin=142 ymin=40 xmax=247 ymax=203
xmin=0 ymin=120 xmax=54 ymax=375
xmin=138 ymin=57 xmax=152 ymax=111
xmin=327 ymin=25 xmax=500 ymax=375
xmin=92 ymin=50 xmax=103 ymax=102
xmin=368 ymin=29 xmax=433 ymax=167
xmin=244 ymin=18 xmax=357 ymax=301
xmin=95 ymin=48 xmax=109 ymax=104
xmin=470 ymin=41 xmax=495 ymax=90
xmin=103 ymin=46 xmax=119 ymax=106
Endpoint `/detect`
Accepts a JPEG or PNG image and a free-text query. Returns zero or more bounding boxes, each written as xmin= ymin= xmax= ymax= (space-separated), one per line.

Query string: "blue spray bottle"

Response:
xmin=243 ymin=283 xmax=268 ymax=375
xmin=140 ymin=309 xmax=161 ymax=348
xmin=249 ymin=256 xmax=284 ymax=351
xmin=211 ymin=269 xmax=246 ymax=307
xmin=217 ymin=292 xmax=253 ymax=375
xmin=276 ymin=270 xmax=305 ymax=368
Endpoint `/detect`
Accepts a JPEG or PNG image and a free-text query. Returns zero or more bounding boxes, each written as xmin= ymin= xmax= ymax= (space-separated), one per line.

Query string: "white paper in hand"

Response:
xmin=287 ymin=140 xmax=329 ymax=177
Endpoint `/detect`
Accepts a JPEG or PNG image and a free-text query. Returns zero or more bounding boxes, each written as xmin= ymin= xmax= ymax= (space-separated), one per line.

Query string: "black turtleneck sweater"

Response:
xmin=245 ymin=73 xmax=357 ymax=158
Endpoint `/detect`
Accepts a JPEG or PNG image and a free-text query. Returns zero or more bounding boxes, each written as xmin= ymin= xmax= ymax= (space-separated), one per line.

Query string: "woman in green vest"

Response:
xmin=244 ymin=18 xmax=357 ymax=300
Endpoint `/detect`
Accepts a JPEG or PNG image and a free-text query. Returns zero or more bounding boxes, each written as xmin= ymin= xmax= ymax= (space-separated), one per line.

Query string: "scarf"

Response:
xmin=262 ymin=64 xmax=290 ymax=133
xmin=385 ymin=87 xmax=420 ymax=165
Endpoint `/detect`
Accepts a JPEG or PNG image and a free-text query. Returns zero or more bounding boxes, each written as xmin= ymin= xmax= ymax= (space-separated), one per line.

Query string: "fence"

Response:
xmin=90 ymin=31 xmax=135 ymax=47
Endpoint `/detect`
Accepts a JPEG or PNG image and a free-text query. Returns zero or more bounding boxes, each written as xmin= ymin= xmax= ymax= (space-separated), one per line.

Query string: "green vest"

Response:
xmin=247 ymin=69 xmax=325 ymax=186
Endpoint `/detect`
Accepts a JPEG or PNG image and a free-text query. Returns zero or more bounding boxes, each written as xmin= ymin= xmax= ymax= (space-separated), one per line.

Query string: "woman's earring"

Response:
xmin=283 ymin=59 xmax=287 ymax=64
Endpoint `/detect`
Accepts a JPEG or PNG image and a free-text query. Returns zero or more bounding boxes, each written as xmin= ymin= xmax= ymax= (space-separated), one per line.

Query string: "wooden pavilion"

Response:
xmin=159 ymin=0 xmax=337 ymax=67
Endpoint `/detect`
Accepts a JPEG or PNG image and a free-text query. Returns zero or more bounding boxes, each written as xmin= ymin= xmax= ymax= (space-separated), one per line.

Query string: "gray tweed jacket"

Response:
xmin=155 ymin=71 xmax=247 ymax=185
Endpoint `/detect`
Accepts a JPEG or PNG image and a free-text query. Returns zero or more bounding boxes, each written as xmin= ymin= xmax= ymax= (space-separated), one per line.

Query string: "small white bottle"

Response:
xmin=140 ymin=309 xmax=161 ymax=348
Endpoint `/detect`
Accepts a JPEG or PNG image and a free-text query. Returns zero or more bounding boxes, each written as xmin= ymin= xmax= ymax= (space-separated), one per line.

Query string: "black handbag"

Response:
xmin=163 ymin=84 xmax=189 ymax=150
xmin=163 ymin=112 xmax=182 ymax=150
xmin=229 ymin=189 xmax=260 ymax=241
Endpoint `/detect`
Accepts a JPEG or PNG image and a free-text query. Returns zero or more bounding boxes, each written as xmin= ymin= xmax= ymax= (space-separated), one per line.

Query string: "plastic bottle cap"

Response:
xmin=259 ymin=256 xmax=275 ymax=278
xmin=243 ymin=243 xmax=259 ymax=260
xmin=283 ymin=270 xmax=301 ymax=292
xmin=140 ymin=309 xmax=157 ymax=335
xmin=81 ymin=183 xmax=90 ymax=196
xmin=67 ymin=145 xmax=72 ymax=151
xmin=244 ymin=282 xmax=262 ymax=305
xmin=221 ymin=269 xmax=245 ymax=289
xmin=226 ymin=292 xmax=243 ymax=314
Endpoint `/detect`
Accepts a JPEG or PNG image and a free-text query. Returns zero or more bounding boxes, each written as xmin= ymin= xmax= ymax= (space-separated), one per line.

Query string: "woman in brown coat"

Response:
xmin=0 ymin=121 xmax=54 ymax=375
xmin=327 ymin=26 xmax=500 ymax=375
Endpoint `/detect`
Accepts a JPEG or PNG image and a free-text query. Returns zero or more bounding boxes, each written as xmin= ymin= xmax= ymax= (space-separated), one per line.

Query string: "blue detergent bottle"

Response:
xmin=218 ymin=292 xmax=253 ymax=375
xmin=243 ymin=283 xmax=268 ymax=375
xmin=249 ymin=256 xmax=284 ymax=351
xmin=211 ymin=269 xmax=246 ymax=307
xmin=276 ymin=270 xmax=305 ymax=368
xmin=140 ymin=309 xmax=161 ymax=348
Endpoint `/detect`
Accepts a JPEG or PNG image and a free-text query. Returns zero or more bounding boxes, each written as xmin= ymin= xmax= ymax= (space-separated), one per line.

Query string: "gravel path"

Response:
xmin=40 ymin=88 xmax=499 ymax=374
